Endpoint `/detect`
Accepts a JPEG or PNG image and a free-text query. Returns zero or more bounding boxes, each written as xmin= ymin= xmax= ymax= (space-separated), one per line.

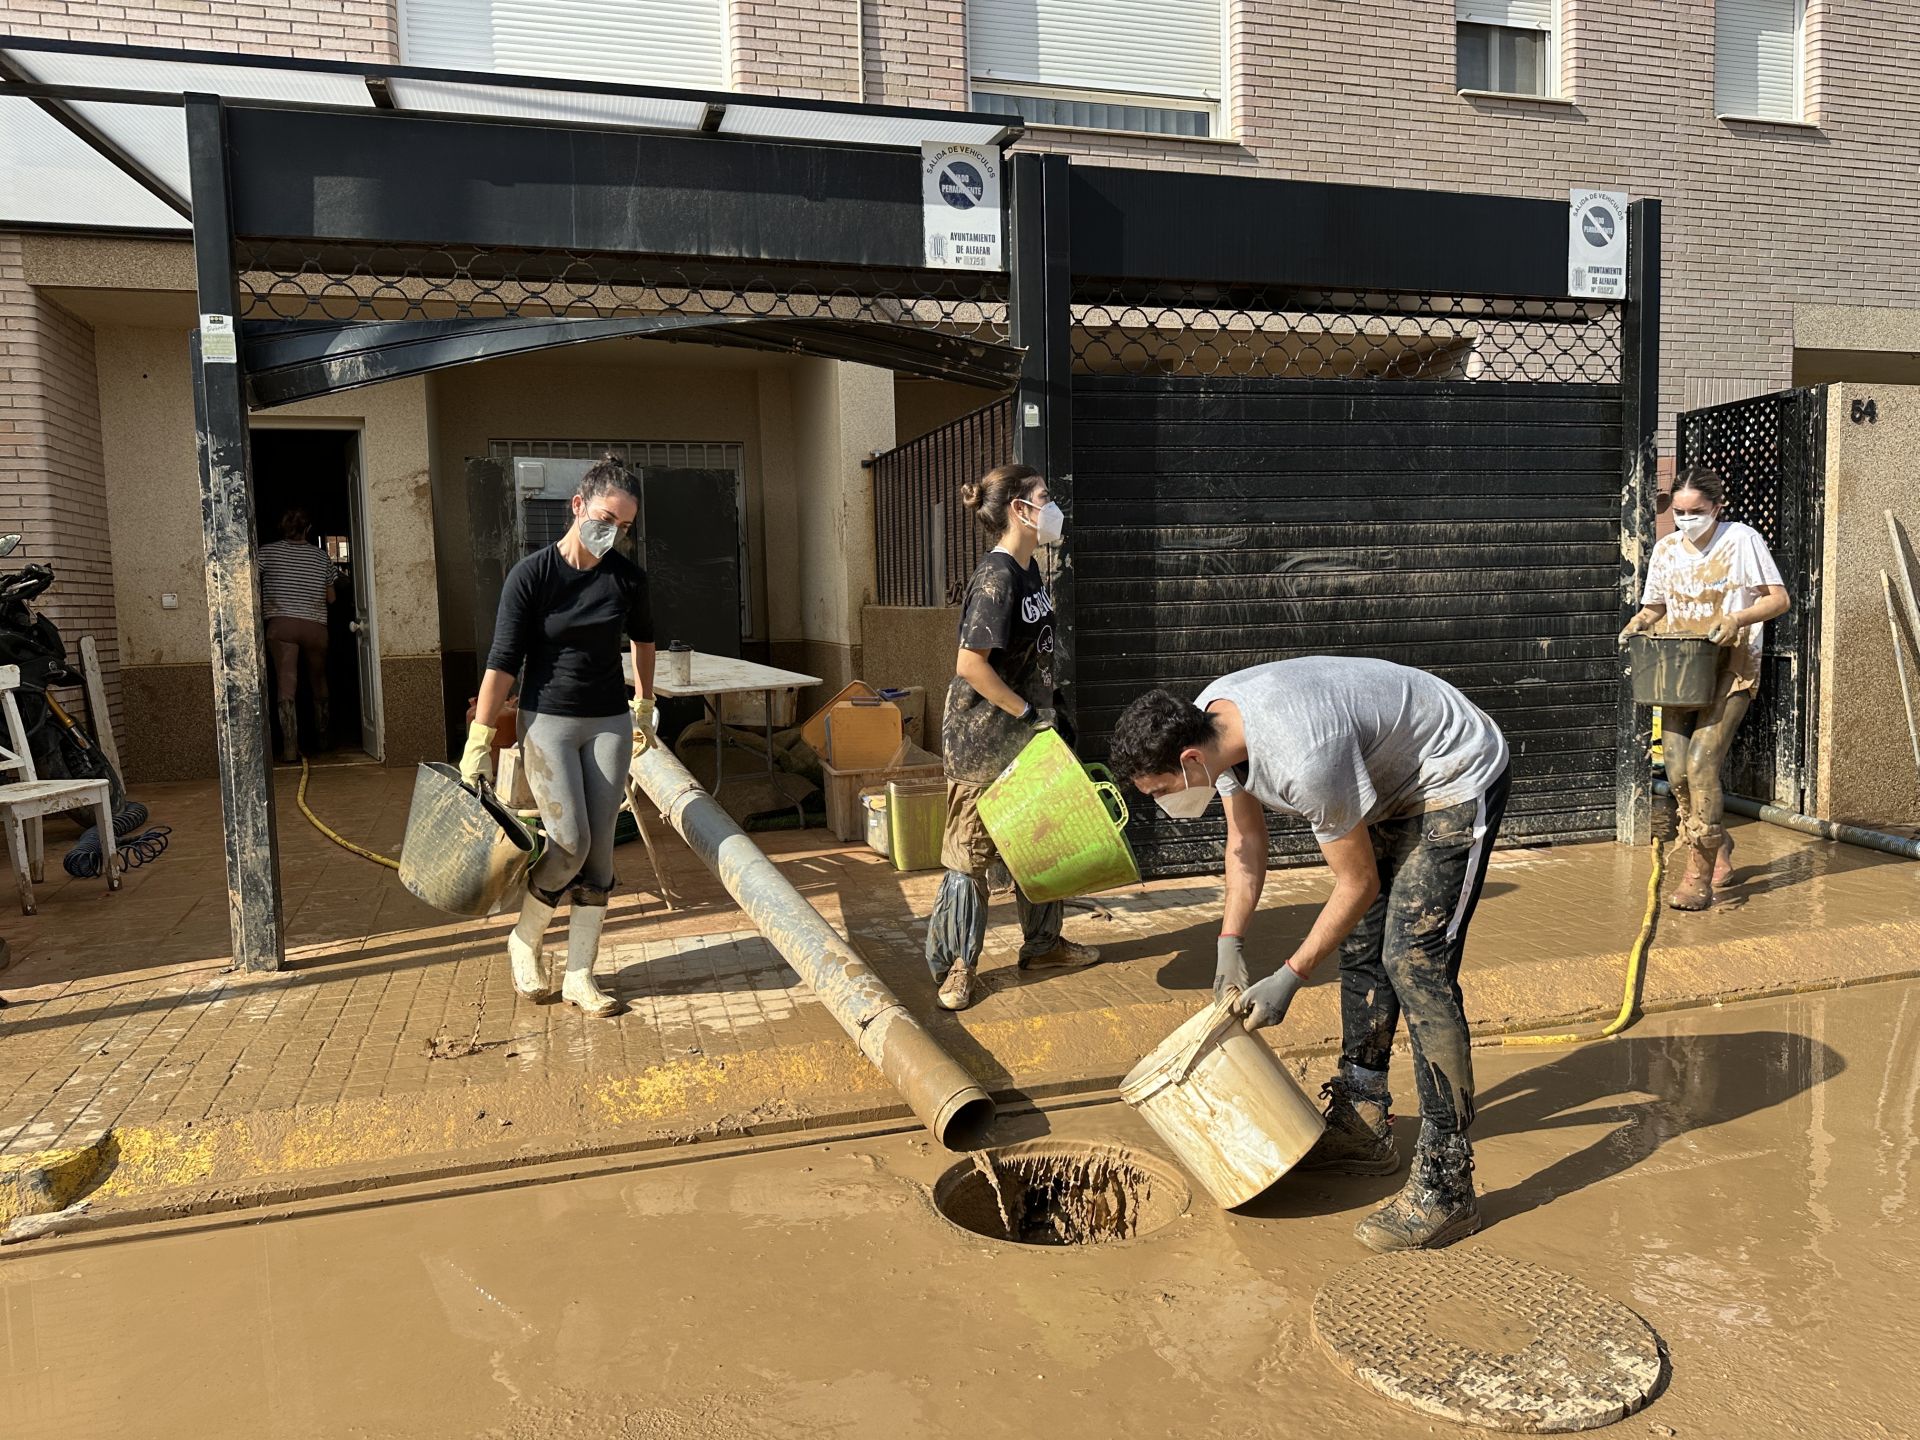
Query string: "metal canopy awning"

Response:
xmin=242 ymin=313 xmax=1025 ymax=407
xmin=0 ymin=34 xmax=1019 ymax=233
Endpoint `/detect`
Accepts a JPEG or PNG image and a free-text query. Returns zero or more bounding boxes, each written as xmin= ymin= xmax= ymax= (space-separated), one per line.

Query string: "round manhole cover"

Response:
xmin=931 ymin=1140 xmax=1189 ymax=1247
xmin=1312 ymin=1250 xmax=1665 ymax=1433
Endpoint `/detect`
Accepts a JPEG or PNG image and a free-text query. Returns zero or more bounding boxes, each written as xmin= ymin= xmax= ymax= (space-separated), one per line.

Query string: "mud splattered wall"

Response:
xmin=1816 ymin=384 xmax=1920 ymax=828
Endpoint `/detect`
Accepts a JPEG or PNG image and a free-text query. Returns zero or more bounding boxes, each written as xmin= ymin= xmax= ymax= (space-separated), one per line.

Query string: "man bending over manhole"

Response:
xmin=1108 ymin=658 xmax=1511 ymax=1251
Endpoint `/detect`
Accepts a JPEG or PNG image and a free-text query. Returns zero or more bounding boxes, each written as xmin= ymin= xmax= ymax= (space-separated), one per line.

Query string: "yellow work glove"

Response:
xmin=630 ymin=697 xmax=658 ymax=757
xmin=460 ymin=721 xmax=496 ymax=786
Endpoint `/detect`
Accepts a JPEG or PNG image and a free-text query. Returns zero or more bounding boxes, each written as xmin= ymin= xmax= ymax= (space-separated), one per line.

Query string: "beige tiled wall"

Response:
xmin=4 ymin=0 xmax=397 ymax=59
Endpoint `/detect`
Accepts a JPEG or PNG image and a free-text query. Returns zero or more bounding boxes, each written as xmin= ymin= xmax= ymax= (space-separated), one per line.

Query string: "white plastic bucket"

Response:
xmin=1120 ymin=1000 xmax=1327 ymax=1208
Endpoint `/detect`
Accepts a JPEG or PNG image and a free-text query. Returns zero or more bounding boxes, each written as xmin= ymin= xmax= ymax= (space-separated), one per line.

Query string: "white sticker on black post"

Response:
xmin=1568 ymin=189 xmax=1628 ymax=300
xmin=199 ymin=312 xmax=238 ymax=364
xmin=922 ymin=141 xmax=1003 ymax=272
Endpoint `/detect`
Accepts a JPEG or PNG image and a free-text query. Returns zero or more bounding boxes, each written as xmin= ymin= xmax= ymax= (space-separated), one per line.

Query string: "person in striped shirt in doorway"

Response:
xmin=258 ymin=508 xmax=339 ymax=763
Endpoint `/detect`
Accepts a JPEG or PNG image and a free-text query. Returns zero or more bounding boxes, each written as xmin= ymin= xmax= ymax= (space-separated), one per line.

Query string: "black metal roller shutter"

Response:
xmin=1073 ymin=375 xmax=1625 ymax=877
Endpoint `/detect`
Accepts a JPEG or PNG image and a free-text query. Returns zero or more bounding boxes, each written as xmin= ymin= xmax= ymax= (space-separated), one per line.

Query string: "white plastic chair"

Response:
xmin=0 ymin=664 xmax=120 ymax=914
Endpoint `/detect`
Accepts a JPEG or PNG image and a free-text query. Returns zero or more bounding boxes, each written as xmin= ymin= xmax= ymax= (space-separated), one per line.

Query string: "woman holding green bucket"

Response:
xmin=925 ymin=463 xmax=1102 ymax=1012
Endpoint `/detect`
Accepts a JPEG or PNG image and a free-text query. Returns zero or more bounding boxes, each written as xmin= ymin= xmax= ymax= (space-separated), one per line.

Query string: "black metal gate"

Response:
xmin=1675 ymin=388 xmax=1828 ymax=810
xmin=1077 ymin=376 xmax=1625 ymax=874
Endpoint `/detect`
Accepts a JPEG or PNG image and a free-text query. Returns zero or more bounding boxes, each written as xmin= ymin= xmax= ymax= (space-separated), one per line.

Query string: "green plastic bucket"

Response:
xmin=976 ymin=729 xmax=1140 ymax=903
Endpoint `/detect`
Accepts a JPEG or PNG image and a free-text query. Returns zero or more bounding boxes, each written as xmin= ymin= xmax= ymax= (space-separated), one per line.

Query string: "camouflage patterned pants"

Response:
xmin=1338 ymin=766 xmax=1511 ymax=1137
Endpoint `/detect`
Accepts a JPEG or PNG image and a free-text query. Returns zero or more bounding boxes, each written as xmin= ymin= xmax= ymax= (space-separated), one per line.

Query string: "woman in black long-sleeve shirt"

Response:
xmin=460 ymin=456 xmax=656 ymax=1016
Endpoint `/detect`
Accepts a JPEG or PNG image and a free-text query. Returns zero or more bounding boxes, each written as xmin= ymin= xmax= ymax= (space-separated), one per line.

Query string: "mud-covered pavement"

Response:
xmin=5 ymin=979 xmax=1917 ymax=1438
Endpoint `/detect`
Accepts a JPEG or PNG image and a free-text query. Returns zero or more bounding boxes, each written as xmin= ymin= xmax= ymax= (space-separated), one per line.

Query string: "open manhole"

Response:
xmin=931 ymin=1140 xmax=1189 ymax=1247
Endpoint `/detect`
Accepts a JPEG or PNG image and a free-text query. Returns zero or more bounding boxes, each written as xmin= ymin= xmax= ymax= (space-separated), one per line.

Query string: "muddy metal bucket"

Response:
xmin=1120 ymin=999 xmax=1326 ymax=1208
xmin=398 ymin=762 xmax=539 ymax=918
xmin=1627 ymin=632 xmax=1722 ymax=707
xmin=976 ymin=728 xmax=1140 ymax=903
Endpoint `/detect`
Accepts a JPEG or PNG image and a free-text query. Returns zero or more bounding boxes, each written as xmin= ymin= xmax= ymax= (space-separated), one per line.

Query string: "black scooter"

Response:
xmin=0 ymin=533 xmax=126 ymax=824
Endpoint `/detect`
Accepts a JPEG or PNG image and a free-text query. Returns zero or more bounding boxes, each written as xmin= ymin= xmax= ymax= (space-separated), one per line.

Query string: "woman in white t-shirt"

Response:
xmin=1618 ymin=465 xmax=1789 ymax=911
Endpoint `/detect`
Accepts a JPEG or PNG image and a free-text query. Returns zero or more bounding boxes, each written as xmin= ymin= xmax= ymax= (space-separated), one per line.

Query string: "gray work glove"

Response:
xmin=1214 ymin=935 xmax=1250 ymax=1003
xmin=1020 ymin=702 xmax=1056 ymax=732
xmin=1234 ymin=962 xmax=1306 ymax=1032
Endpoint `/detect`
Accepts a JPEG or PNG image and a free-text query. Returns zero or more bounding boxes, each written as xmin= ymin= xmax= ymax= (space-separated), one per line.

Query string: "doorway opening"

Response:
xmin=249 ymin=427 xmax=382 ymax=763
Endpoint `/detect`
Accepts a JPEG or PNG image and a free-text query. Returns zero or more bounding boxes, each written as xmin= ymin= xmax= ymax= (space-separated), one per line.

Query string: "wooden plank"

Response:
xmin=77 ymin=635 xmax=121 ymax=781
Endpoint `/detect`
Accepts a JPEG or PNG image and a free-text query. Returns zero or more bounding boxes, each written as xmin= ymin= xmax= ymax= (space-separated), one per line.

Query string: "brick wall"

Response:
xmin=859 ymin=1 xmax=967 ymax=108
xmin=730 ymin=0 xmax=862 ymax=101
xmin=969 ymin=0 xmax=1920 ymax=453
xmin=3 ymin=0 xmax=397 ymax=59
xmin=0 ymin=236 xmax=125 ymax=758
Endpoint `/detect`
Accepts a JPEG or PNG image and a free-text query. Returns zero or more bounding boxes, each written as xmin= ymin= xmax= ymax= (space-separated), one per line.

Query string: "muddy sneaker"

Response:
xmin=1354 ymin=1131 xmax=1480 ymax=1252
xmin=937 ymin=961 xmax=975 ymax=1012
xmin=1017 ymin=939 xmax=1101 ymax=971
xmin=1297 ymin=1077 xmax=1402 ymax=1176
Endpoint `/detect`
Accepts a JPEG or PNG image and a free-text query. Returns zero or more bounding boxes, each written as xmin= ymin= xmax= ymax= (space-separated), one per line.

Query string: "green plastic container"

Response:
xmin=887 ymin=778 xmax=946 ymax=872
xmin=976 ymin=729 xmax=1140 ymax=903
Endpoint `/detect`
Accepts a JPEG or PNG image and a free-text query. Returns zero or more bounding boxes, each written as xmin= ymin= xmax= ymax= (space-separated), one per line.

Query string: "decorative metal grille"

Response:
xmin=1675 ymin=387 xmax=1828 ymax=810
xmin=236 ymin=241 xmax=1009 ymax=341
xmin=1071 ymin=281 xmax=1621 ymax=384
xmin=871 ymin=397 xmax=1015 ymax=607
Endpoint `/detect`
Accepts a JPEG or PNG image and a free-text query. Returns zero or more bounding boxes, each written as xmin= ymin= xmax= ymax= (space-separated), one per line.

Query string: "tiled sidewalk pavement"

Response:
xmin=1 ymin=760 xmax=1917 ymax=1211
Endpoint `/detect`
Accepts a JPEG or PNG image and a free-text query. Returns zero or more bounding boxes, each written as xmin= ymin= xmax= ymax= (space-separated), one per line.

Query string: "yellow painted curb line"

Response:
xmin=0 ymin=1134 xmax=115 ymax=1227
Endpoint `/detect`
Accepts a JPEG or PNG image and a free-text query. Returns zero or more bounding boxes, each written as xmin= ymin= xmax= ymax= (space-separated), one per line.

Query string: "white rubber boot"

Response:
xmin=506 ymin=891 xmax=557 ymax=1000
xmin=562 ymin=893 xmax=619 ymax=1017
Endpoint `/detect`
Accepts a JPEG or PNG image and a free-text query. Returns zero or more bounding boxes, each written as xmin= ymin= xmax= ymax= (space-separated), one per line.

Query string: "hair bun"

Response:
xmin=959 ymin=481 xmax=983 ymax=510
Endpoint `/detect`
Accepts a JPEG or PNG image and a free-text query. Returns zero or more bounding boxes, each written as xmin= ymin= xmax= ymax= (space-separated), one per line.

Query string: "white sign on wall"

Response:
xmin=1568 ymin=188 xmax=1629 ymax=300
xmin=922 ymin=142 xmax=1004 ymax=271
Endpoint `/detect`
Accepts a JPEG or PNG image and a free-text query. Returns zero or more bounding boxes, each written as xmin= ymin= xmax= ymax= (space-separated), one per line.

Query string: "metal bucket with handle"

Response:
xmin=1120 ymin=995 xmax=1326 ymax=1208
xmin=398 ymin=761 xmax=541 ymax=918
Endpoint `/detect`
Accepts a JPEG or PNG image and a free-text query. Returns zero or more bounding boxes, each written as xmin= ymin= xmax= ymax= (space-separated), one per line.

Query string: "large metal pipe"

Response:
xmin=630 ymin=743 xmax=996 ymax=1147
xmin=1654 ymin=779 xmax=1920 ymax=860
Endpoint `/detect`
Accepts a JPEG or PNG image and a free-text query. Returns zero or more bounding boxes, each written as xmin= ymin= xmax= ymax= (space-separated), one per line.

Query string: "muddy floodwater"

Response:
xmin=5 ymin=981 xmax=1918 ymax=1438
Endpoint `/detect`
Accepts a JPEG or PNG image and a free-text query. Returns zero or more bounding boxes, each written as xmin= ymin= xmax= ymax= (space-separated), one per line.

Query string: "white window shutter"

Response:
xmin=968 ymin=0 xmax=1223 ymax=101
xmin=399 ymin=0 xmax=727 ymax=89
xmin=1716 ymin=0 xmax=1802 ymax=120
xmin=1456 ymin=0 xmax=1554 ymax=30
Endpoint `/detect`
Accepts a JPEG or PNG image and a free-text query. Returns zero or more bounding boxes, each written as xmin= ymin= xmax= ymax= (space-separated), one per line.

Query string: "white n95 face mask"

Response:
xmin=1034 ymin=500 xmax=1065 ymax=546
xmin=1154 ymin=756 xmax=1217 ymax=820
xmin=577 ymin=517 xmax=620 ymax=557
xmin=1673 ymin=512 xmax=1716 ymax=541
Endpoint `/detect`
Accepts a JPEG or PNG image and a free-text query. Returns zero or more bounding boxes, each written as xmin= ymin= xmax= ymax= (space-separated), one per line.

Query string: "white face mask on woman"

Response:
xmin=1018 ymin=498 xmax=1065 ymax=546
xmin=1155 ymin=754 xmax=1218 ymax=820
xmin=1673 ymin=509 xmax=1717 ymax=542
xmin=577 ymin=516 xmax=621 ymax=558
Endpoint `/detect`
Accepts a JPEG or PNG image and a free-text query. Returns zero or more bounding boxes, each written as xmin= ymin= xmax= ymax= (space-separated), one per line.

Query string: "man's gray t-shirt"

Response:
xmin=1195 ymin=658 xmax=1509 ymax=844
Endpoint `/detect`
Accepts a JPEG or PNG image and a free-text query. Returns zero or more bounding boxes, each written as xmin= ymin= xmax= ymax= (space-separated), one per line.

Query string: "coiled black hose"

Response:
xmin=64 ymin=823 xmax=171 ymax=879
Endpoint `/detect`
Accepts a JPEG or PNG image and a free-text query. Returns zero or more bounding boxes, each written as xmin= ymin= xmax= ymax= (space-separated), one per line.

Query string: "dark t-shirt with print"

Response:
xmin=942 ymin=549 xmax=1056 ymax=784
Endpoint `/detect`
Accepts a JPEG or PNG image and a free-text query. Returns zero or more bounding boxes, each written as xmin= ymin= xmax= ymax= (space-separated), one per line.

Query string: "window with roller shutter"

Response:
xmin=1455 ymin=0 xmax=1559 ymax=99
xmin=967 ymin=0 xmax=1224 ymax=138
xmin=397 ymin=0 xmax=727 ymax=89
xmin=1716 ymin=0 xmax=1806 ymax=122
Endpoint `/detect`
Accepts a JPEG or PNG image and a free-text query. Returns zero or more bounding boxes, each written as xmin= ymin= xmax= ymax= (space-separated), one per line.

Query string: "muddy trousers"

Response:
xmin=519 ymin=709 xmax=632 ymax=899
xmin=266 ymin=616 xmax=329 ymax=706
xmin=1662 ymin=688 xmax=1752 ymax=842
xmin=1338 ymin=766 xmax=1511 ymax=1139
xmin=925 ymin=779 xmax=1061 ymax=979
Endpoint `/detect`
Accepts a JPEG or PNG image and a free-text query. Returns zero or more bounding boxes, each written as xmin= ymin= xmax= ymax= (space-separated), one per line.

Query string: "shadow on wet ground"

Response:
xmin=1234 ymin=1027 xmax=1845 ymax=1228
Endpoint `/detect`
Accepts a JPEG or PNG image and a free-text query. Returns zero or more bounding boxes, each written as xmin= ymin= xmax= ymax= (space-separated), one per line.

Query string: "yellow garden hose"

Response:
xmin=1484 ymin=833 xmax=1664 ymax=1048
xmin=297 ymin=757 xmax=401 ymax=871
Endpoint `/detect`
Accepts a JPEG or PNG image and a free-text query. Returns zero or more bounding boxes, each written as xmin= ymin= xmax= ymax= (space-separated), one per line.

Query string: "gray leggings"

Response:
xmin=520 ymin=709 xmax=632 ymax=897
